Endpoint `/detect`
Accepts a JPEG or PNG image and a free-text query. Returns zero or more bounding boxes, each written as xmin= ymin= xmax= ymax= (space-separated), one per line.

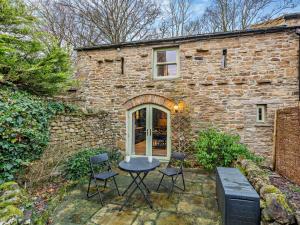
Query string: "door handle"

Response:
xmin=145 ymin=129 xmax=152 ymax=136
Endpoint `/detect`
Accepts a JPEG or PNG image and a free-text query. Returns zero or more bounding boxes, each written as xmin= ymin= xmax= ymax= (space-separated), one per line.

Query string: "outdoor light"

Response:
xmin=174 ymin=105 xmax=179 ymax=113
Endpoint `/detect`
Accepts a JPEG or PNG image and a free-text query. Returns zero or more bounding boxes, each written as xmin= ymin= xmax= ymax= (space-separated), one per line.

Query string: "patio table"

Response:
xmin=118 ymin=157 xmax=160 ymax=211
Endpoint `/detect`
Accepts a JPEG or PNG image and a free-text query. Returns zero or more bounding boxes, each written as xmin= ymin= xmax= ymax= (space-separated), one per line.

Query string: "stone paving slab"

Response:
xmin=53 ymin=168 xmax=220 ymax=225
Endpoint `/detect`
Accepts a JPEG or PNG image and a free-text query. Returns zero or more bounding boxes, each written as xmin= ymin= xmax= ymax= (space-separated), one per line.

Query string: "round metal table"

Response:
xmin=119 ymin=157 xmax=160 ymax=210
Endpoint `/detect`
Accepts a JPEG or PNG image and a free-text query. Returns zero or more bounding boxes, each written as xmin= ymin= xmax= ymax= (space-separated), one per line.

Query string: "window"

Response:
xmin=221 ymin=49 xmax=227 ymax=68
xmin=121 ymin=57 xmax=124 ymax=74
xmin=256 ymin=105 xmax=267 ymax=123
xmin=153 ymin=48 xmax=179 ymax=79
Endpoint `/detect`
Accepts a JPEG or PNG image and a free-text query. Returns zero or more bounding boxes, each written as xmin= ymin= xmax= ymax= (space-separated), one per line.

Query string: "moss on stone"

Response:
xmin=236 ymin=159 xmax=270 ymax=188
xmin=0 ymin=181 xmax=19 ymax=191
xmin=260 ymin=199 xmax=266 ymax=209
xmin=0 ymin=189 xmax=21 ymax=201
xmin=275 ymin=194 xmax=292 ymax=213
xmin=266 ymin=193 xmax=292 ymax=213
xmin=0 ymin=181 xmax=32 ymax=224
xmin=264 ymin=185 xmax=279 ymax=194
xmin=235 ymin=159 xmax=296 ymax=224
xmin=261 ymin=208 xmax=272 ymax=222
xmin=236 ymin=165 xmax=246 ymax=175
xmin=0 ymin=196 xmax=22 ymax=209
xmin=253 ymin=178 xmax=270 ymax=193
xmin=0 ymin=201 xmax=14 ymax=209
xmin=260 ymin=185 xmax=281 ymax=200
xmin=0 ymin=205 xmax=23 ymax=222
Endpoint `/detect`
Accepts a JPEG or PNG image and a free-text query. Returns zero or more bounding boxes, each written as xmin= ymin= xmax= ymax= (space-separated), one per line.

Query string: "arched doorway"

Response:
xmin=126 ymin=104 xmax=171 ymax=160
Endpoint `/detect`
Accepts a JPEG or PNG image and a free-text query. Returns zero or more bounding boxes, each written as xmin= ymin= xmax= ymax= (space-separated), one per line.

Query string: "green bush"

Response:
xmin=0 ymin=86 xmax=76 ymax=183
xmin=64 ymin=148 xmax=121 ymax=180
xmin=194 ymin=128 xmax=260 ymax=170
xmin=0 ymin=0 xmax=73 ymax=95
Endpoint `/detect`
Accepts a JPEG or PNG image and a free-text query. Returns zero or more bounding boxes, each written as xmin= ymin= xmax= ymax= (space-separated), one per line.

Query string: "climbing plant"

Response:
xmin=0 ymin=86 xmax=76 ymax=183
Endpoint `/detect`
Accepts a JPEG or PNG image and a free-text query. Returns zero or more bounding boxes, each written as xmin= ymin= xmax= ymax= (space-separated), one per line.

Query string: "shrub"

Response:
xmin=194 ymin=128 xmax=260 ymax=170
xmin=64 ymin=148 xmax=121 ymax=180
xmin=0 ymin=0 xmax=73 ymax=96
xmin=0 ymin=86 xmax=76 ymax=183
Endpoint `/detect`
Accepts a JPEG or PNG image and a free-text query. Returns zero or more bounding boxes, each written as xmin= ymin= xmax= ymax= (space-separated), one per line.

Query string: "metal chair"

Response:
xmin=87 ymin=153 xmax=120 ymax=205
xmin=156 ymin=151 xmax=186 ymax=197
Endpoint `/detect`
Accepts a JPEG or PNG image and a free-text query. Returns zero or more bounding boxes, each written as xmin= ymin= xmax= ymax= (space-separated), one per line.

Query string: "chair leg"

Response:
xmin=113 ymin=176 xmax=120 ymax=196
xmin=156 ymin=174 xmax=165 ymax=191
xmin=168 ymin=176 xmax=175 ymax=198
xmin=87 ymin=175 xmax=92 ymax=198
xmin=182 ymin=172 xmax=186 ymax=191
xmin=94 ymin=179 xmax=104 ymax=206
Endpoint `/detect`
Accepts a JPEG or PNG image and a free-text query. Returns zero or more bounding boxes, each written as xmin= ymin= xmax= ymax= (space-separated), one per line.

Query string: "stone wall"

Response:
xmin=21 ymin=111 xmax=117 ymax=185
xmin=49 ymin=111 xmax=116 ymax=151
xmin=74 ymin=28 xmax=300 ymax=159
xmin=236 ymin=159 xmax=297 ymax=225
xmin=275 ymin=105 xmax=300 ymax=185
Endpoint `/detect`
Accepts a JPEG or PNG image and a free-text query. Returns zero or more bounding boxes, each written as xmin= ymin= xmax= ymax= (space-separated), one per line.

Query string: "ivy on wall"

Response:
xmin=0 ymin=86 xmax=76 ymax=183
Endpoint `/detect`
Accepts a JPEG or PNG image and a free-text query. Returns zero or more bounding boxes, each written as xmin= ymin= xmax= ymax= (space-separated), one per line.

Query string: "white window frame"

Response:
xmin=152 ymin=47 xmax=180 ymax=80
xmin=256 ymin=105 xmax=267 ymax=123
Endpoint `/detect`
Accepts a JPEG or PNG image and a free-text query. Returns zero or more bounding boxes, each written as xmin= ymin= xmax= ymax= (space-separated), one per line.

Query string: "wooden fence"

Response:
xmin=274 ymin=105 xmax=300 ymax=185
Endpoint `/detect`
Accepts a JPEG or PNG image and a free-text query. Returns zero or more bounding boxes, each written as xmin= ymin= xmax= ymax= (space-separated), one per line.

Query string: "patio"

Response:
xmin=52 ymin=168 xmax=220 ymax=225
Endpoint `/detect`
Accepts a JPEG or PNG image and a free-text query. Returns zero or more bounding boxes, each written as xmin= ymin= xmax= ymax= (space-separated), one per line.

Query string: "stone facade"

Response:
xmin=73 ymin=26 xmax=300 ymax=159
xmin=251 ymin=13 xmax=300 ymax=29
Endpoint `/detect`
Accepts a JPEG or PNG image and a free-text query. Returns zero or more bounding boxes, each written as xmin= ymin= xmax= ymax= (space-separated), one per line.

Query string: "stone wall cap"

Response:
xmin=75 ymin=26 xmax=300 ymax=51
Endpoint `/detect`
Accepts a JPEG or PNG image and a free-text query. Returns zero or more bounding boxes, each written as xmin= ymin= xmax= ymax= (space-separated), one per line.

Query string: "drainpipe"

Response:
xmin=296 ymin=28 xmax=300 ymax=101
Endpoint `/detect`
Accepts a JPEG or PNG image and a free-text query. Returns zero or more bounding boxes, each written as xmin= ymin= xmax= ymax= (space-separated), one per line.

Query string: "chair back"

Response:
xmin=171 ymin=151 xmax=185 ymax=161
xmin=89 ymin=153 xmax=111 ymax=174
xmin=169 ymin=151 xmax=185 ymax=170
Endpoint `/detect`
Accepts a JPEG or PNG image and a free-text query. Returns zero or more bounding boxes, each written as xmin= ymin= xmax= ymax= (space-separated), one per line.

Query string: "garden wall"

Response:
xmin=22 ymin=110 xmax=117 ymax=185
xmin=48 ymin=111 xmax=116 ymax=151
xmin=275 ymin=105 xmax=300 ymax=185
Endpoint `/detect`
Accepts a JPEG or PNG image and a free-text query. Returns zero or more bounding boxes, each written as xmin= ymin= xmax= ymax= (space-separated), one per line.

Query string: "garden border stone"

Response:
xmin=235 ymin=159 xmax=297 ymax=225
xmin=0 ymin=181 xmax=30 ymax=225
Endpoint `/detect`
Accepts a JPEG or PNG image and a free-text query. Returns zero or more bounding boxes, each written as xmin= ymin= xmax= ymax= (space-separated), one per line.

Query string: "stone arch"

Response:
xmin=123 ymin=94 xmax=175 ymax=111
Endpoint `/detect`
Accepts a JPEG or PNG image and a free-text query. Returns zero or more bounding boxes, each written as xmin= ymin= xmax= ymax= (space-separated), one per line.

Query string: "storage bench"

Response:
xmin=216 ymin=167 xmax=260 ymax=225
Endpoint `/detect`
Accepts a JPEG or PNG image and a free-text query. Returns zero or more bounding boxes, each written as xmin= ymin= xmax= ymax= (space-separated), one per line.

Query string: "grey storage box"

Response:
xmin=216 ymin=167 xmax=260 ymax=225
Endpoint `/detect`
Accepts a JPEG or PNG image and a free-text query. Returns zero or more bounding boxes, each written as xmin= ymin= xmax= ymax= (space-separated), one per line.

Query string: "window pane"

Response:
xmin=152 ymin=108 xmax=167 ymax=157
xmin=157 ymin=50 xmax=177 ymax=63
xmin=258 ymin=108 xmax=262 ymax=121
xmin=256 ymin=105 xmax=266 ymax=122
xmin=132 ymin=108 xmax=146 ymax=155
xmin=157 ymin=64 xmax=177 ymax=77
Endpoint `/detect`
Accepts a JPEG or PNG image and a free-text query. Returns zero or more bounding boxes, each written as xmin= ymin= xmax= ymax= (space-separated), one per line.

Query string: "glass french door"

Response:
xmin=126 ymin=104 xmax=171 ymax=160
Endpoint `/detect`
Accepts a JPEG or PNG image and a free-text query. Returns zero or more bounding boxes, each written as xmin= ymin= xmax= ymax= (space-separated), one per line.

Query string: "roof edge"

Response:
xmin=75 ymin=26 xmax=300 ymax=51
xmin=284 ymin=13 xmax=300 ymax=20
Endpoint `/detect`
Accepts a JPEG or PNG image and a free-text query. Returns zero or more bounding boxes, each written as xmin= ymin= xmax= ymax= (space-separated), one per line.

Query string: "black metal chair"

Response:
xmin=156 ymin=151 xmax=186 ymax=197
xmin=87 ymin=153 xmax=120 ymax=205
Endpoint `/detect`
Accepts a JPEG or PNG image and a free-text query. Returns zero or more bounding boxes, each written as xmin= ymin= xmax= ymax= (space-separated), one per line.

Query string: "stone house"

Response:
xmin=71 ymin=14 xmax=300 ymax=161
